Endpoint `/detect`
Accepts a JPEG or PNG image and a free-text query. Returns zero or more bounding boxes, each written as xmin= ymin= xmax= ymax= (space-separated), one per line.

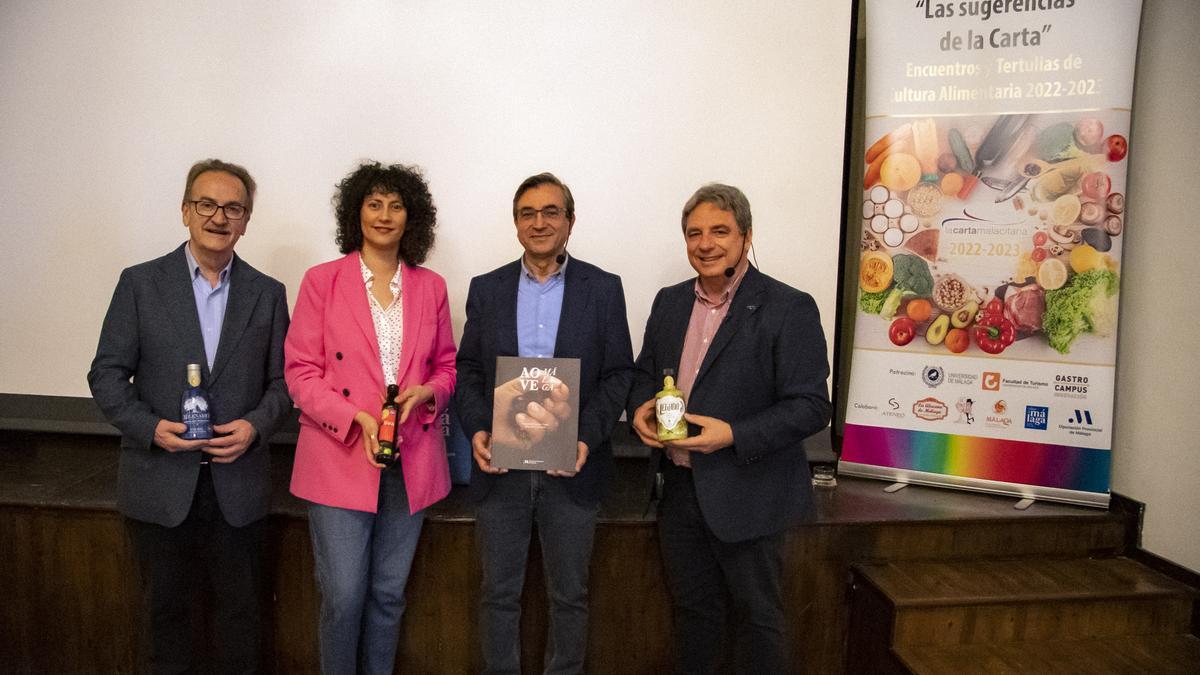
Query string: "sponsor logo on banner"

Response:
xmin=922 ymin=366 xmax=945 ymax=388
xmin=1002 ymin=377 xmax=1049 ymax=391
xmin=883 ymin=397 xmax=906 ymax=419
xmin=947 ymin=371 xmax=978 ymax=386
xmin=1024 ymin=405 xmax=1049 ymax=430
xmin=985 ymin=399 xmax=1013 ymax=428
xmin=853 ymin=402 xmax=879 ymax=411
xmin=1054 ymin=374 xmax=1090 ymax=399
xmin=1067 ymin=409 xmax=1093 ymax=425
xmin=982 ymin=372 xmax=1001 ymax=391
xmin=954 ymin=397 xmax=975 ymax=424
xmin=913 ymin=397 xmax=949 ymax=421
xmin=1058 ymin=409 xmax=1102 ymax=437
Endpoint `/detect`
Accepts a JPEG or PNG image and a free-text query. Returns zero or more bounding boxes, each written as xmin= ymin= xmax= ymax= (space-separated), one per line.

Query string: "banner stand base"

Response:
xmin=838 ymin=461 xmax=1110 ymax=508
xmin=1014 ymin=498 xmax=1036 ymax=510
xmin=883 ymin=482 xmax=909 ymax=493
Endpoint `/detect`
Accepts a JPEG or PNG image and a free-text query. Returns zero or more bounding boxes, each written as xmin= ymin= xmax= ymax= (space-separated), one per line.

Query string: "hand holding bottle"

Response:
xmin=355 ymin=410 xmax=387 ymax=469
xmin=153 ymin=419 xmax=208 ymax=453
xmin=207 ymin=419 xmax=258 ymax=463
xmin=393 ymin=384 xmax=435 ymax=424
xmin=663 ymin=413 xmax=733 ymax=455
xmin=630 ymin=399 xmax=664 ymax=449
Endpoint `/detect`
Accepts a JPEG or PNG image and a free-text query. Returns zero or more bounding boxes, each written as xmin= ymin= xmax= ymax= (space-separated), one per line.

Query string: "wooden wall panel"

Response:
xmin=0 ymin=487 xmax=1131 ymax=674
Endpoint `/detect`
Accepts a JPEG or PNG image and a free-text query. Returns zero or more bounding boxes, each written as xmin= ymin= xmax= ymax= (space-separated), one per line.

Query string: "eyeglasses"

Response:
xmin=517 ymin=206 xmax=567 ymax=224
xmin=189 ymin=200 xmax=247 ymax=220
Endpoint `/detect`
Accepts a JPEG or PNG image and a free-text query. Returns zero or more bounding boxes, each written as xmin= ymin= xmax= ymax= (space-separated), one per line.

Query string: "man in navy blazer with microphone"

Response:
xmin=629 ymin=183 xmax=831 ymax=673
xmin=456 ymin=172 xmax=634 ymax=673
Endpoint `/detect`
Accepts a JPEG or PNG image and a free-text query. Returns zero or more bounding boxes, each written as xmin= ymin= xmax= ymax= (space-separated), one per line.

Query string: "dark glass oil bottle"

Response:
xmin=375 ymin=384 xmax=401 ymax=466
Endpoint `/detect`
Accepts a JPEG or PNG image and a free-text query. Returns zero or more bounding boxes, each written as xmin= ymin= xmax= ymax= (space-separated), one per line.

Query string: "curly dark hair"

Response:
xmin=334 ymin=162 xmax=437 ymax=266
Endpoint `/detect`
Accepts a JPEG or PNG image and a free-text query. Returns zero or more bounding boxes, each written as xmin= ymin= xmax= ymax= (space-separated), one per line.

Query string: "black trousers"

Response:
xmin=657 ymin=462 xmax=788 ymax=675
xmin=125 ymin=465 xmax=266 ymax=675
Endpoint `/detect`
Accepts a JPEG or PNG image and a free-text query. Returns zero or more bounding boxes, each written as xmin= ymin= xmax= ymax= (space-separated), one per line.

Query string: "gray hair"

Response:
xmin=512 ymin=172 xmax=575 ymax=222
xmin=681 ymin=183 xmax=751 ymax=234
xmin=183 ymin=159 xmax=257 ymax=213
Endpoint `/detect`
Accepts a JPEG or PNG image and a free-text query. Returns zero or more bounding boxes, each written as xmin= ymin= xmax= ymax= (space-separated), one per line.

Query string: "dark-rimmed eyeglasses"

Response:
xmin=189 ymin=200 xmax=247 ymax=220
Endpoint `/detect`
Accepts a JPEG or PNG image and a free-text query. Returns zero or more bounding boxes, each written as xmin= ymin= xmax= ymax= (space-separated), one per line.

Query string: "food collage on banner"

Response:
xmin=857 ymin=112 xmax=1127 ymax=363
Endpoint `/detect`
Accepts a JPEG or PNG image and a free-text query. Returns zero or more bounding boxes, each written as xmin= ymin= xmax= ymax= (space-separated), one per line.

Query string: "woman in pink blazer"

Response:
xmin=285 ymin=162 xmax=455 ymax=675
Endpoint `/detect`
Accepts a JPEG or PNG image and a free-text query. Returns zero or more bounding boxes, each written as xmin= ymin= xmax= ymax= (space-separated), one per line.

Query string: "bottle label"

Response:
xmin=656 ymin=396 xmax=685 ymax=431
xmin=181 ymin=390 xmax=212 ymax=439
xmin=379 ymin=408 xmax=397 ymax=446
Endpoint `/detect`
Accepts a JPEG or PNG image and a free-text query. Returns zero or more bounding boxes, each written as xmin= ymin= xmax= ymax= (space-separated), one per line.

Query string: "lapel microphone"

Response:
xmin=556 ymin=251 xmax=566 ymax=265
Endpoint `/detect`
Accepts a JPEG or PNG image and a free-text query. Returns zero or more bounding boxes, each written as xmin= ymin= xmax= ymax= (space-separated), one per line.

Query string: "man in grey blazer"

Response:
xmin=629 ymin=184 xmax=831 ymax=673
xmin=88 ymin=159 xmax=291 ymax=674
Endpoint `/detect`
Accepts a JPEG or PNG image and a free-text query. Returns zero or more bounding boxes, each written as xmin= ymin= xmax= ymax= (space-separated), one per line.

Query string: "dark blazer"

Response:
xmin=629 ymin=266 xmax=831 ymax=542
xmin=456 ymin=257 xmax=634 ymax=505
xmin=88 ymin=243 xmax=292 ymax=527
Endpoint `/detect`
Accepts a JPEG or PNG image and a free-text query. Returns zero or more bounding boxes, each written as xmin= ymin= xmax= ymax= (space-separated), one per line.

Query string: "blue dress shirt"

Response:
xmin=516 ymin=255 xmax=567 ymax=358
xmin=183 ymin=243 xmax=231 ymax=370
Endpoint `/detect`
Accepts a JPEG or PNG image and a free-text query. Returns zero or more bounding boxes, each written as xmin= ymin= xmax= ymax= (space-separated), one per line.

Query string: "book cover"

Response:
xmin=490 ymin=356 xmax=581 ymax=472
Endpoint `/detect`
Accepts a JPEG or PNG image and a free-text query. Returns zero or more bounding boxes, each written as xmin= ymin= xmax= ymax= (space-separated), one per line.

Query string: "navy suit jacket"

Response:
xmin=88 ymin=243 xmax=292 ymax=527
xmin=455 ymin=257 xmax=634 ymax=505
xmin=629 ymin=266 xmax=831 ymax=542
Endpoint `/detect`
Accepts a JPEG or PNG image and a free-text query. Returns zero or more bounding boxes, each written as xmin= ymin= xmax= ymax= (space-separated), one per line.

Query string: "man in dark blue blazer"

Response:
xmin=456 ymin=173 xmax=634 ymax=673
xmin=88 ymin=159 xmax=291 ymax=674
xmin=629 ymin=183 xmax=831 ymax=674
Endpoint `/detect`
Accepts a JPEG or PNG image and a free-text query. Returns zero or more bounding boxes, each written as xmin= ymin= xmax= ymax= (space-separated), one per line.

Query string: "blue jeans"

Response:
xmin=476 ymin=471 xmax=600 ymax=675
xmin=308 ymin=463 xmax=425 ymax=675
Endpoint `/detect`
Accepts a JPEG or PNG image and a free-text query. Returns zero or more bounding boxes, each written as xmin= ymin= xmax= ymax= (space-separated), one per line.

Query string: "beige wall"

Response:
xmin=1112 ymin=0 xmax=1200 ymax=573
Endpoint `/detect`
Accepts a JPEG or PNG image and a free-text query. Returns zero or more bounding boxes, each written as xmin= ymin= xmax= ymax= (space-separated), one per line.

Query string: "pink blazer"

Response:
xmin=285 ymin=253 xmax=456 ymax=513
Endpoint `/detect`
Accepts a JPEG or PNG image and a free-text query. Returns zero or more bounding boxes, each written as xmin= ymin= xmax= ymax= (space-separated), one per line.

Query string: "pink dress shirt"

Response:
xmin=669 ymin=257 xmax=749 ymax=467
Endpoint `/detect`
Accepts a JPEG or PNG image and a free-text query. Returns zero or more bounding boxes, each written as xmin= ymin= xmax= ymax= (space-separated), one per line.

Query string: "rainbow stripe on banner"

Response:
xmin=842 ymin=424 xmax=1111 ymax=495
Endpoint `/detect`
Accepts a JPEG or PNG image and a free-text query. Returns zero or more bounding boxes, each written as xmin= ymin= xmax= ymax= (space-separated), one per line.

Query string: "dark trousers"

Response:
xmin=475 ymin=471 xmax=600 ymax=675
xmin=126 ymin=465 xmax=266 ymax=675
xmin=657 ymin=463 xmax=787 ymax=675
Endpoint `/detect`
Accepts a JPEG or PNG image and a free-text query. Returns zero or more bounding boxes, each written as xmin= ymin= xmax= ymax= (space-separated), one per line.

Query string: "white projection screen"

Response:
xmin=0 ymin=1 xmax=853 ymax=400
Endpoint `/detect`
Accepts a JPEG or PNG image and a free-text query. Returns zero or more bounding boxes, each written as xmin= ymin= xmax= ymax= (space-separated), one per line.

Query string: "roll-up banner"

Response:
xmin=841 ymin=0 xmax=1143 ymax=507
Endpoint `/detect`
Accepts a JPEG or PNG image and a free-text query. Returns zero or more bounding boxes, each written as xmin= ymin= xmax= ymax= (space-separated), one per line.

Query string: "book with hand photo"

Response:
xmin=490 ymin=357 xmax=580 ymax=472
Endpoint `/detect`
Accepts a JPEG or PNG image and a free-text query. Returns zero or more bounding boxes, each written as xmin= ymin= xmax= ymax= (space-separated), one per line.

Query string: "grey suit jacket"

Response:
xmin=88 ymin=243 xmax=292 ymax=527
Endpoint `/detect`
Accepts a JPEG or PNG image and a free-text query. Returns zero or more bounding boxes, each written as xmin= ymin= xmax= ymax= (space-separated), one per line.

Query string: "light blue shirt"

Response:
xmin=183 ymin=243 xmax=232 ymax=370
xmin=516 ymin=255 xmax=567 ymax=358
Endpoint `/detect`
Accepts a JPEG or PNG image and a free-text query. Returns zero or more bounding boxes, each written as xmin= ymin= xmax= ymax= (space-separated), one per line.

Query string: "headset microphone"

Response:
xmin=723 ymin=239 xmax=747 ymax=278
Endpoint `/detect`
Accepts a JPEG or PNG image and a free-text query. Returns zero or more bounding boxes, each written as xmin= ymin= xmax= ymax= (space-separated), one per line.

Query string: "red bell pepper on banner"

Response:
xmin=973 ymin=311 xmax=1015 ymax=354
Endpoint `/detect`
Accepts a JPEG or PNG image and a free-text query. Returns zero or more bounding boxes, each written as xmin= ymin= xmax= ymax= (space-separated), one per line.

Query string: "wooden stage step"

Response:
xmin=861 ymin=556 xmax=1193 ymax=607
xmin=846 ymin=556 xmax=1199 ymax=673
xmin=894 ymin=634 xmax=1200 ymax=674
